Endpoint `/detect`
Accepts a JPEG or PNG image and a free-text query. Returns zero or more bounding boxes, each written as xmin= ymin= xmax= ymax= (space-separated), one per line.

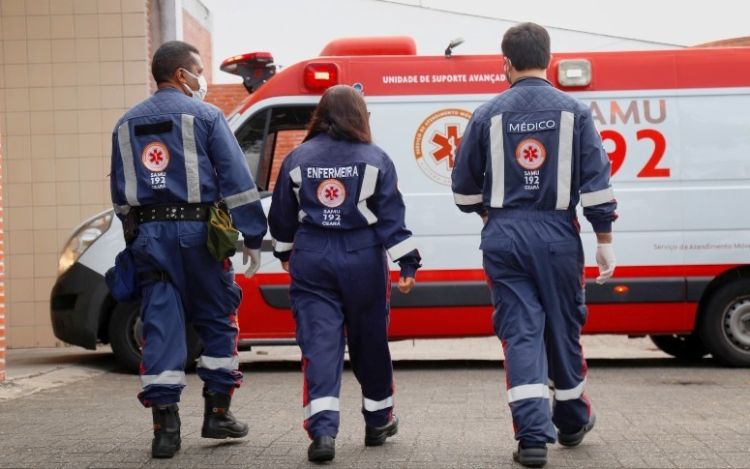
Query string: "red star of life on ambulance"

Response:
xmin=431 ymin=124 xmax=462 ymax=168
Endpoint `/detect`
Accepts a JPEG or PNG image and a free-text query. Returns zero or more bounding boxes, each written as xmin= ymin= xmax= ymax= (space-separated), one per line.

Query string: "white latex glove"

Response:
xmin=242 ymin=246 xmax=261 ymax=278
xmin=595 ymin=243 xmax=616 ymax=284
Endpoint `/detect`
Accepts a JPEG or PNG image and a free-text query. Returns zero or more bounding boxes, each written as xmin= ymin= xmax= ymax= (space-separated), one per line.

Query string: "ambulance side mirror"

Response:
xmin=445 ymin=37 xmax=465 ymax=58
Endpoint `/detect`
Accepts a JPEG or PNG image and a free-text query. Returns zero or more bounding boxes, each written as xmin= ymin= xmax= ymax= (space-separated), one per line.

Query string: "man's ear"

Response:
xmin=174 ymin=67 xmax=186 ymax=85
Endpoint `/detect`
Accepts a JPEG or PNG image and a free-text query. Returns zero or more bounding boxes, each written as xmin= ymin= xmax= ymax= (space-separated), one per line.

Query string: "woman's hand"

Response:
xmin=281 ymin=261 xmax=289 ymax=272
xmin=398 ymin=277 xmax=416 ymax=294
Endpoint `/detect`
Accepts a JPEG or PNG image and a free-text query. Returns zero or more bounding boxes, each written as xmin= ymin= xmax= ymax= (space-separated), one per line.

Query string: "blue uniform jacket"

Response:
xmin=268 ymin=133 xmax=421 ymax=277
xmin=451 ymin=77 xmax=617 ymax=232
xmin=110 ymin=88 xmax=267 ymax=248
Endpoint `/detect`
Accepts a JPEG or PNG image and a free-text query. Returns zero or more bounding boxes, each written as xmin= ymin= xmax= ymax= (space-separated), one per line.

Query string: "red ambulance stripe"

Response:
xmin=236 ymin=47 xmax=750 ymax=114
xmin=248 ymin=263 xmax=738 ymax=287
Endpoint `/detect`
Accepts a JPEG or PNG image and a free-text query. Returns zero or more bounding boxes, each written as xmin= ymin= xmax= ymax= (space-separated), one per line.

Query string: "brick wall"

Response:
xmin=183 ymin=9 xmax=211 ymax=83
xmin=693 ymin=37 xmax=750 ymax=47
xmin=205 ymin=83 xmax=247 ymax=115
xmin=269 ymin=130 xmax=306 ymax=191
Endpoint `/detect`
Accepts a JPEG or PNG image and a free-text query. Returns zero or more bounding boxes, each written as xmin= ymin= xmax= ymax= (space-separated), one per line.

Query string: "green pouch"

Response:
xmin=206 ymin=206 xmax=239 ymax=262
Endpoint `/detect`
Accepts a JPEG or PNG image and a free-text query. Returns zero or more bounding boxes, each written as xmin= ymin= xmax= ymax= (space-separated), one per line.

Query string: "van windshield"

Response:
xmin=235 ymin=105 xmax=315 ymax=192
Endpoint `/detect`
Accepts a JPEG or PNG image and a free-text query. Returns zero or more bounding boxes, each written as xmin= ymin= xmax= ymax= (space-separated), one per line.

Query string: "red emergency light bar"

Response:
xmin=320 ymin=36 xmax=417 ymax=57
xmin=220 ymin=51 xmax=276 ymax=93
xmin=304 ymin=63 xmax=339 ymax=91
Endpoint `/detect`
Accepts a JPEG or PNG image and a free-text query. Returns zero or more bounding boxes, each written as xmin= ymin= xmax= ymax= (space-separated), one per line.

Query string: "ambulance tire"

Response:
xmin=698 ymin=279 xmax=750 ymax=368
xmin=108 ymin=301 xmax=203 ymax=374
xmin=649 ymin=334 xmax=708 ymax=361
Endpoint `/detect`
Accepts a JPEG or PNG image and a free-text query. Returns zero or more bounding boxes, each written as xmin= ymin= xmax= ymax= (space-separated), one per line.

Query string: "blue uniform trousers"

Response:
xmin=130 ymin=220 xmax=243 ymax=407
xmin=482 ymin=209 xmax=592 ymax=444
xmin=289 ymin=227 xmax=395 ymax=439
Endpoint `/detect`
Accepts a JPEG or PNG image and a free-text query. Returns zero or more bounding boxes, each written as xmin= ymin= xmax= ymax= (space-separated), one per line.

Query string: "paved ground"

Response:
xmin=1 ymin=338 xmax=749 ymax=468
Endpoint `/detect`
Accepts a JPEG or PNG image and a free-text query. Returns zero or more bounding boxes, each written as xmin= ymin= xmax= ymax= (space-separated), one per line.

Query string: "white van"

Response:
xmin=51 ymin=37 xmax=750 ymax=370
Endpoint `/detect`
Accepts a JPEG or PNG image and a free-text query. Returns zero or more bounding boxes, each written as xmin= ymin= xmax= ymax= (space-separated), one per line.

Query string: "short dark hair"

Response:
xmin=305 ymin=85 xmax=372 ymax=144
xmin=151 ymin=40 xmax=200 ymax=83
xmin=501 ymin=22 xmax=551 ymax=71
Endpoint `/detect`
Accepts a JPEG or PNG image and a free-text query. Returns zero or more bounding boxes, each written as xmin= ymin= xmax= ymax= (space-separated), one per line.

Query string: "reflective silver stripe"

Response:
xmin=489 ymin=114 xmax=504 ymax=208
xmin=113 ymin=204 xmax=131 ymax=215
xmin=289 ymin=167 xmax=304 ymax=221
xmin=273 ymin=239 xmax=294 ymax=253
xmin=387 ymin=237 xmax=418 ymax=261
xmin=581 ymin=187 xmax=615 ymax=207
xmin=453 ymin=193 xmax=483 ymax=205
xmin=363 ymin=395 xmax=393 ymax=412
xmin=289 ymin=165 xmax=302 ymax=202
xmin=140 ymin=370 xmax=186 ymax=387
xmin=554 ymin=379 xmax=586 ymax=401
xmin=507 ymin=383 xmax=550 ymax=403
xmin=556 ymin=111 xmax=575 ymax=210
xmin=117 ymin=122 xmax=139 ymax=206
xmin=181 ymin=114 xmax=200 ymax=203
xmin=225 ymin=188 xmax=260 ymax=209
xmin=357 ymin=164 xmax=379 ymax=225
xmin=303 ymin=396 xmax=340 ymax=419
xmin=196 ymin=355 xmax=239 ymax=371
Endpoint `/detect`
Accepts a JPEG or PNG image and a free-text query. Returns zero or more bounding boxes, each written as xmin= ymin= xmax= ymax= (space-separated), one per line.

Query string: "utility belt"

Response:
xmin=123 ymin=202 xmax=238 ymax=262
xmin=139 ymin=270 xmax=170 ymax=285
xmin=134 ymin=203 xmax=213 ymax=224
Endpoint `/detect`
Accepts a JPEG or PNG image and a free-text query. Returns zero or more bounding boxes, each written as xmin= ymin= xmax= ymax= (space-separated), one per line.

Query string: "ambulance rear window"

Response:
xmin=264 ymin=129 xmax=307 ymax=191
xmin=236 ymin=105 xmax=314 ymax=192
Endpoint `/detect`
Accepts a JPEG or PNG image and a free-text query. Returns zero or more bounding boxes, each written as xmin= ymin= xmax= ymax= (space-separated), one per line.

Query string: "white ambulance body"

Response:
xmin=51 ymin=37 xmax=750 ymax=370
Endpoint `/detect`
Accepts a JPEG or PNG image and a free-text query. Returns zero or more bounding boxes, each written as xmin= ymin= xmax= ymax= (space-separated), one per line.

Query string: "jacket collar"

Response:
xmin=510 ymin=76 xmax=552 ymax=88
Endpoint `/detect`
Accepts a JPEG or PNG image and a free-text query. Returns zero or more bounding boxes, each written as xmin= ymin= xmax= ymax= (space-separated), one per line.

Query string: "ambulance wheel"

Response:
xmin=649 ymin=334 xmax=707 ymax=360
xmin=698 ymin=279 xmax=750 ymax=367
xmin=109 ymin=301 xmax=202 ymax=374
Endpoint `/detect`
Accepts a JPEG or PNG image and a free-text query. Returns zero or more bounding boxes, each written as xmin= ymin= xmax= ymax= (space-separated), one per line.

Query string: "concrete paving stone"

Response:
xmin=723 ymin=453 xmax=750 ymax=469
xmin=1 ymin=349 xmax=750 ymax=468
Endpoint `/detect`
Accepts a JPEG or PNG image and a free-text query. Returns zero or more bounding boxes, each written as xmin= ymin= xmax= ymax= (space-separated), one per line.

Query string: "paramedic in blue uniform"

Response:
xmin=268 ymin=85 xmax=420 ymax=463
xmin=110 ymin=41 xmax=267 ymax=458
xmin=451 ymin=23 xmax=617 ymax=468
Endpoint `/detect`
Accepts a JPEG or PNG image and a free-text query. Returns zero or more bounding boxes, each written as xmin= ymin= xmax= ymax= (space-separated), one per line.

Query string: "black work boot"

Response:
xmin=151 ymin=404 xmax=181 ymax=458
xmin=558 ymin=414 xmax=596 ymax=447
xmin=308 ymin=435 xmax=335 ymax=462
xmin=201 ymin=388 xmax=249 ymax=439
xmin=512 ymin=441 xmax=547 ymax=468
xmin=364 ymin=415 xmax=399 ymax=446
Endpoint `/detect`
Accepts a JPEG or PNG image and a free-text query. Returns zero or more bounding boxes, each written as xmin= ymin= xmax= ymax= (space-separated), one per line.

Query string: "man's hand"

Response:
xmin=398 ymin=277 xmax=416 ymax=294
xmin=480 ymin=212 xmax=488 ymax=225
xmin=595 ymin=243 xmax=616 ymax=284
xmin=281 ymin=261 xmax=289 ymax=272
xmin=242 ymin=246 xmax=261 ymax=278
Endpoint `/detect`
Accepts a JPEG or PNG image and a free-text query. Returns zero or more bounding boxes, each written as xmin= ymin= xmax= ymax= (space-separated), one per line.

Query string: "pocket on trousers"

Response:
xmin=480 ymin=236 xmax=512 ymax=253
xmin=179 ymin=230 xmax=208 ymax=248
xmin=547 ymin=240 xmax=579 ymax=255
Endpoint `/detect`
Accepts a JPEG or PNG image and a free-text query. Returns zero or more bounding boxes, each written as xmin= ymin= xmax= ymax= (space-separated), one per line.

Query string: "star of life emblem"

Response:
xmin=515 ymin=138 xmax=547 ymax=170
xmin=317 ymin=179 xmax=346 ymax=208
xmin=141 ymin=141 xmax=170 ymax=172
xmin=413 ymin=109 xmax=472 ymax=186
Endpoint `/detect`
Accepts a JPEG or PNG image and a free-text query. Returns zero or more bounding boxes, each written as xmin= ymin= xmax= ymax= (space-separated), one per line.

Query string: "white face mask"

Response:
xmin=182 ymin=69 xmax=208 ymax=101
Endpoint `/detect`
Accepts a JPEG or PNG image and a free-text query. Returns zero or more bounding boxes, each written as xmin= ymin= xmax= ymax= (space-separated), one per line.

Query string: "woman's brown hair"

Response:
xmin=304 ymin=85 xmax=372 ymax=143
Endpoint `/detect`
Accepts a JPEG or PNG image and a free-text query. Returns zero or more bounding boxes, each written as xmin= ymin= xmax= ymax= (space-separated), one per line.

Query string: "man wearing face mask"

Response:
xmin=452 ymin=23 xmax=617 ymax=467
xmin=109 ymin=40 xmax=267 ymax=458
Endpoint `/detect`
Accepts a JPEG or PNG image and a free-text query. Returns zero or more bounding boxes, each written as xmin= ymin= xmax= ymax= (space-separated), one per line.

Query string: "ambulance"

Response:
xmin=50 ymin=36 xmax=750 ymax=371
